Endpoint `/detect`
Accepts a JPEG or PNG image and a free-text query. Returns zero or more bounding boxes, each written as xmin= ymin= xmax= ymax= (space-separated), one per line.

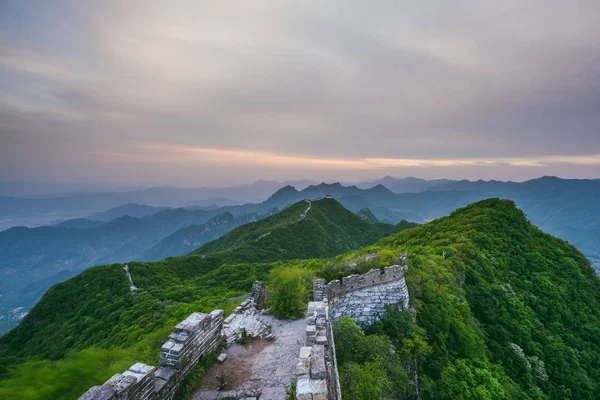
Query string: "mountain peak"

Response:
xmin=266 ymin=185 xmax=299 ymax=200
xmin=368 ymin=184 xmax=394 ymax=193
xmin=356 ymin=207 xmax=379 ymax=224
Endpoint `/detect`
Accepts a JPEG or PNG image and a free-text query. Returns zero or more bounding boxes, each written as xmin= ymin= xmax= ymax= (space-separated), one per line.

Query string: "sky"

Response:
xmin=1 ymin=0 xmax=600 ymax=188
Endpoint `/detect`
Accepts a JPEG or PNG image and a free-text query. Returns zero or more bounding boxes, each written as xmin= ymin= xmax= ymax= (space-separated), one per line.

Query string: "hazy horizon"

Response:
xmin=1 ymin=174 xmax=599 ymax=198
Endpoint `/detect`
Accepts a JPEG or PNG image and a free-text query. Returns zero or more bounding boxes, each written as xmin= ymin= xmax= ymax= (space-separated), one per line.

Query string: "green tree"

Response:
xmin=267 ymin=267 xmax=306 ymax=319
xmin=340 ymin=362 xmax=388 ymax=399
xmin=436 ymin=359 xmax=511 ymax=400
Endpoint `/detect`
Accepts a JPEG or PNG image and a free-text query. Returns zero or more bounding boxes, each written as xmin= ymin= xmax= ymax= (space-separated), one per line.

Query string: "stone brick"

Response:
xmin=79 ymin=309 xmax=224 ymax=400
xmin=310 ymin=346 xmax=326 ymax=379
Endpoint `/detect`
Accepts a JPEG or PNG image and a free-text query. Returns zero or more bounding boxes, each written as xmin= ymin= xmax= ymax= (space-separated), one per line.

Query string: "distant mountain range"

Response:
xmin=2 ymin=198 xmax=599 ymax=399
xmin=355 ymin=176 xmax=454 ymax=192
xmin=254 ymin=177 xmax=600 ymax=273
xmin=1 ymin=176 xmax=599 ymax=335
xmin=86 ymin=203 xmax=170 ymax=222
xmin=0 ymin=206 xmax=277 ymax=329
xmin=192 ymin=198 xmax=413 ymax=263
xmin=0 ymin=180 xmax=317 ymax=231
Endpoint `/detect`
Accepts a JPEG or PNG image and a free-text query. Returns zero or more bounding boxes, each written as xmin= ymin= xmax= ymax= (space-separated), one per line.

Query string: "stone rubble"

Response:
xmin=79 ymin=310 xmax=223 ymax=400
xmin=80 ymin=254 xmax=415 ymax=400
xmin=223 ymin=299 xmax=273 ymax=346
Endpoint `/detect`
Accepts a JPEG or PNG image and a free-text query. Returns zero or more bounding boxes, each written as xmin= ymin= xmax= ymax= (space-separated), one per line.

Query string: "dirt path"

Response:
xmin=193 ymin=316 xmax=306 ymax=400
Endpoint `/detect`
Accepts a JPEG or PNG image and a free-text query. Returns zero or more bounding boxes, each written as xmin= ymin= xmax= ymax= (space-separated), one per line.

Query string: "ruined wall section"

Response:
xmin=296 ymin=301 xmax=340 ymax=400
xmin=250 ymin=280 xmax=267 ymax=309
xmin=78 ymin=281 xmax=273 ymax=400
xmin=79 ymin=310 xmax=223 ymax=400
xmin=327 ymin=264 xmax=410 ymax=327
xmin=313 ymin=279 xmax=326 ymax=302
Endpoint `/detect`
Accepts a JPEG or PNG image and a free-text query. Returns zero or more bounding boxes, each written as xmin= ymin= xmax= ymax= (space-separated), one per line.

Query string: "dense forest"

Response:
xmin=1 ymin=198 xmax=599 ymax=399
xmin=328 ymin=199 xmax=600 ymax=399
xmin=0 ymin=199 xmax=411 ymax=399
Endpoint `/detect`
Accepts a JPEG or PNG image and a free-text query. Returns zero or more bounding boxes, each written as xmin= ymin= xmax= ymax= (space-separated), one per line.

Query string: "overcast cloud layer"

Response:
xmin=1 ymin=0 xmax=599 ymax=186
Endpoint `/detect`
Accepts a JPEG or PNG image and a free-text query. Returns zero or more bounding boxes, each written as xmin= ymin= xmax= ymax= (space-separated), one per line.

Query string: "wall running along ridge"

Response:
xmin=78 ymin=280 xmax=271 ymax=400
xmin=79 ymin=310 xmax=224 ymax=400
xmin=296 ymin=253 xmax=413 ymax=399
xmin=327 ymin=264 xmax=410 ymax=326
xmin=80 ymin=253 xmax=413 ymax=400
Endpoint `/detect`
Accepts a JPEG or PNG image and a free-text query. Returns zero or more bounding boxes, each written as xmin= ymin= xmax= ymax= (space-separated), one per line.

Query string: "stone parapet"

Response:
xmin=78 ymin=310 xmax=223 ymax=400
xmin=326 ymin=265 xmax=406 ymax=300
xmin=329 ymin=276 xmax=410 ymax=327
xmin=250 ymin=280 xmax=267 ymax=309
xmin=313 ymin=279 xmax=326 ymax=301
xmin=297 ymin=300 xmax=341 ymax=400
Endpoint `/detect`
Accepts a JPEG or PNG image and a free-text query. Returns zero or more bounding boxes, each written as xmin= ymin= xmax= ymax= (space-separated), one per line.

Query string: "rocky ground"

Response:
xmin=193 ymin=316 xmax=305 ymax=400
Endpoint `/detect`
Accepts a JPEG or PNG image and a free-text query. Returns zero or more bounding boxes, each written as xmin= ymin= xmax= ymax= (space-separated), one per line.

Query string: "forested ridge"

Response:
xmin=0 ymin=199 xmax=410 ymax=399
xmin=328 ymin=199 xmax=600 ymax=399
xmin=0 ymin=198 xmax=599 ymax=399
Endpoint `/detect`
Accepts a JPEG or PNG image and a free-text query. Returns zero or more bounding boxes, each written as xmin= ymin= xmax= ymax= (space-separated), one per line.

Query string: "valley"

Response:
xmin=2 ymin=177 xmax=600 ymax=335
xmin=0 ymin=198 xmax=599 ymax=399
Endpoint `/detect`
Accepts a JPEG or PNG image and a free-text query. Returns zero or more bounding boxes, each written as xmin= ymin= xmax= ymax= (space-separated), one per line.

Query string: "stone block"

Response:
xmin=155 ymin=366 xmax=176 ymax=382
xmin=296 ymin=378 xmax=314 ymax=399
xmin=168 ymin=343 xmax=184 ymax=357
xmin=310 ymin=345 xmax=326 ymax=379
xmin=296 ymin=347 xmax=312 ymax=378
xmin=312 ymin=379 xmax=328 ymax=395
xmin=315 ymin=334 xmax=328 ymax=346
xmin=175 ymin=312 xmax=206 ymax=334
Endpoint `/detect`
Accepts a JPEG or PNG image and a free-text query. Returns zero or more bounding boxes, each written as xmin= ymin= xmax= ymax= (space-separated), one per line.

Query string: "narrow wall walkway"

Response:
xmin=193 ymin=316 xmax=306 ymax=400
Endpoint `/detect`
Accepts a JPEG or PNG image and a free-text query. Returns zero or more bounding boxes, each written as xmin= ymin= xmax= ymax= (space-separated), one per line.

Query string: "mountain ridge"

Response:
xmin=1 ymin=198 xmax=599 ymax=399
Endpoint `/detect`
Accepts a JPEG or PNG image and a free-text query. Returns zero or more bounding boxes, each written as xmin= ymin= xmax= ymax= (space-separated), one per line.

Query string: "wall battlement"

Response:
xmin=326 ymin=264 xmax=406 ymax=299
xmin=296 ymin=301 xmax=341 ymax=400
xmin=79 ymin=310 xmax=223 ymax=400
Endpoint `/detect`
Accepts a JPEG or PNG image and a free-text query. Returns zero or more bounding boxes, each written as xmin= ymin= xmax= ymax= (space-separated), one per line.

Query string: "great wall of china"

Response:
xmin=79 ymin=253 xmax=412 ymax=400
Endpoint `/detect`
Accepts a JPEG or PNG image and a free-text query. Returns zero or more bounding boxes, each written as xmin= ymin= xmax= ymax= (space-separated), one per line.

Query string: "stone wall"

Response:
xmin=78 ymin=281 xmax=271 ymax=400
xmin=313 ymin=279 xmax=326 ymax=302
xmin=326 ymin=264 xmax=406 ymax=299
xmin=250 ymin=280 xmax=267 ymax=309
xmin=79 ymin=310 xmax=224 ymax=400
xmin=296 ymin=300 xmax=340 ymax=400
xmin=293 ymin=257 xmax=414 ymax=399
xmin=327 ymin=265 xmax=410 ymax=327
xmin=222 ymin=296 xmax=272 ymax=346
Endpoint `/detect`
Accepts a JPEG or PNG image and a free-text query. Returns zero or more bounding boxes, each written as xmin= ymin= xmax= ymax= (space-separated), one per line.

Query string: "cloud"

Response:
xmin=118 ymin=143 xmax=600 ymax=170
xmin=1 ymin=0 xmax=599 ymax=184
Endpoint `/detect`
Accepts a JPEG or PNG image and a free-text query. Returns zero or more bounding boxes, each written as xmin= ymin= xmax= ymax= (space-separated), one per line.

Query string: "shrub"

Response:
xmin=267 ymin=267 xmax=306 ymax=319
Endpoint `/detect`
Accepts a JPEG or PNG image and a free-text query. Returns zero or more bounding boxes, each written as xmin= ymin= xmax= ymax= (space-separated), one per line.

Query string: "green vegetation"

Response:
xmin=267 ymin=267 xmax=308 ymax=319
xmin=332 ymin=307 xmax=432 ymax=398
xmin=173 ymin=352 xmax=219 ymax=400
xmin=0 ymin=198 xmax=410 ymax=399
xmin=334 ymin=314 xmax=410 ymax=398
xmin=0 ymin=348 xmax=137 ymax=399
xmin=193 ymin=198 xmax=414 ymax=262
xmin=332 ymin=199 xmax=600 ymax=399
xmin=2 ymin=198 xmax=599 ymax=399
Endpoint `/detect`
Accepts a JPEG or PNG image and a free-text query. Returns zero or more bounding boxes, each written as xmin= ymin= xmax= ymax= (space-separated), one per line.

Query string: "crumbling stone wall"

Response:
xmin=222 ymin=296 xmax=273 ymax=346
xmin=295 ymin=258 xmax=412 ymax=399
xmin=250 ymin=280 xmax=267 ymax=309
xmin=313 ymin=279 xmax=326 ymax=302
xmin=327 ymin=265 xmax=410 ymax=327
xmin=296 ymin=301 xmax=339 ymax=400
xmin=79 ymin=310 xmax=224 ymax=400
xmin=78 ymin=282 xmax=274 ymax=400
